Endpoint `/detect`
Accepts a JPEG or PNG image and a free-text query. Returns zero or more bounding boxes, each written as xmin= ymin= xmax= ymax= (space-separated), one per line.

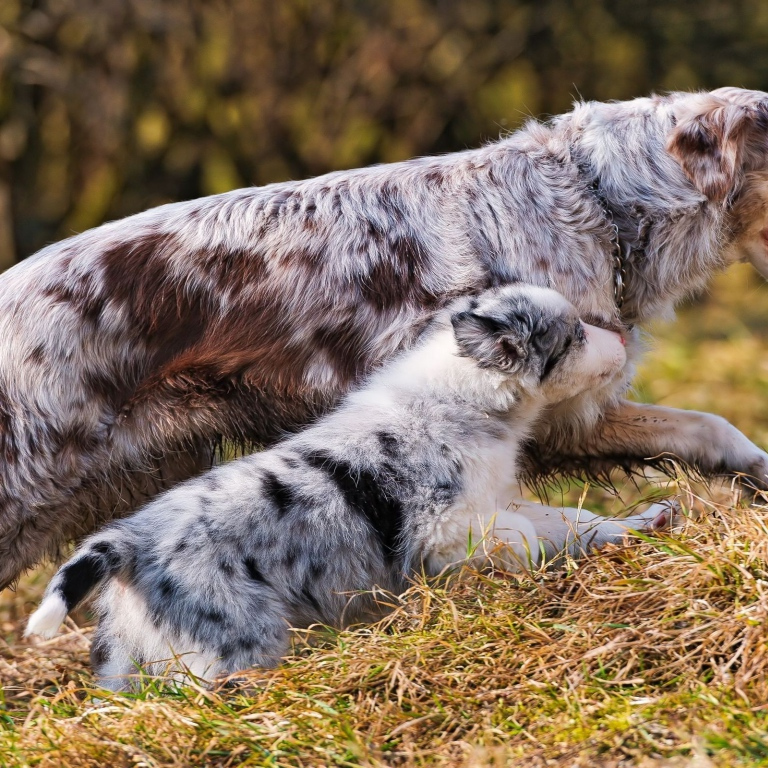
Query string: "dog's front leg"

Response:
xmin=537 ymin=400 xmax=768 ymax=491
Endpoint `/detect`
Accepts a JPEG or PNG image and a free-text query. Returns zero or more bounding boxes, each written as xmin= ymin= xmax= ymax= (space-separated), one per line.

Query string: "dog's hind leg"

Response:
xmin=0 ymin=446 xmax=211 ymax=590
xmin=89 ymin=624 xmax=137 ymax=693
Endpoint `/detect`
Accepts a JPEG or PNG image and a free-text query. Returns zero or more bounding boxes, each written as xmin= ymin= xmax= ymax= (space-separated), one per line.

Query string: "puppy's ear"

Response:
xmin=667 ymin=93 xmax=768 ymax=202
xmin=451 ymin=302 xmax=529 ymax=372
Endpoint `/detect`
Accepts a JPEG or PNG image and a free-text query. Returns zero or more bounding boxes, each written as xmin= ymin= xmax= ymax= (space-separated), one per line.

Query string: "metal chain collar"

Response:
xmin=609 ymin=220 xmax=629 ymax=310
xmin=587 ymin=181 xmax=630 ymax=311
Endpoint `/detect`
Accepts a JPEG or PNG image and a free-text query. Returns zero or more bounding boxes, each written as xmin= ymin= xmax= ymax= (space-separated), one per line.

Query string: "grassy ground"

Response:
xmin=2 ymin=266 xmax=768 ymax=767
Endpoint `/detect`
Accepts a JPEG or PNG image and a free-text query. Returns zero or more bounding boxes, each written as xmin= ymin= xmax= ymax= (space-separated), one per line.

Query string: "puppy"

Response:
xmin=27 ymin=285 xmax=672 ymax=689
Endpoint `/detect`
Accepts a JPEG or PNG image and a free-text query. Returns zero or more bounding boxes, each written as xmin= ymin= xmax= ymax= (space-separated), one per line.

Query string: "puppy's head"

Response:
xmin=451 ymin=285 xmax=626 ymax=401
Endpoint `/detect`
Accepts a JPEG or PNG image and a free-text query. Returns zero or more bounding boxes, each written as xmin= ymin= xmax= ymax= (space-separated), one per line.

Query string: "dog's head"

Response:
xmin=666 ymin=88 xmax=768 ymax=277
xmin=450 ymin=285 xmax=626 ymax=402
xmin=667 ymin=88 xmax=768 ymax=202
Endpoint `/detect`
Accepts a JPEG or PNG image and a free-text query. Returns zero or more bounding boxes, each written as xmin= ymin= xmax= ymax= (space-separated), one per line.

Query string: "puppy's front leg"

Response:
xmin=511 ymin=500 xmax=674 ymax=563
xmin=453 ymin=501 xmax=672 ymax=573
xmin=538 ymin=400 xmax=768 ymax=491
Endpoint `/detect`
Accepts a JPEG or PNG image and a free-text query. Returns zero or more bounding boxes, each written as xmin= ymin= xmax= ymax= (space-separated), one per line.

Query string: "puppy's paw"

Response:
xmin=631 ymin=499 xmax=683 ymax=533
xmin=738 ymin=452 xmax=768 ymax=499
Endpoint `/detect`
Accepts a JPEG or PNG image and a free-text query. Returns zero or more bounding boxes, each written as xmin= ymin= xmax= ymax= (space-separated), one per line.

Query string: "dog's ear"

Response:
xmin=451 ymin=300 xmax=530 ymax=372
xmin=667 ymin=93 xmax=768 ymax=202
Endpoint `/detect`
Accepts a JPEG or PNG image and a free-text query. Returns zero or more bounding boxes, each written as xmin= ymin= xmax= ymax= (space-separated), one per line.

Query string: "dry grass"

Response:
xmin=2 ymin=266 xmax=768 ymax=767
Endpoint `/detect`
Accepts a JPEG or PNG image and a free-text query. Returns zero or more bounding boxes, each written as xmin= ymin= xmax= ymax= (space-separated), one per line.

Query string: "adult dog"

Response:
xmin=2 ymin=87 xmax=768 ymax=589
xmin=27 ymin=285 xmax=673 ymax=688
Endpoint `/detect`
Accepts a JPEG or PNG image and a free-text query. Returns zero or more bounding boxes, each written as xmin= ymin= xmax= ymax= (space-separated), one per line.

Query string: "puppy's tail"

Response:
xmin=25 ymin=539 xmax=125 ymax=640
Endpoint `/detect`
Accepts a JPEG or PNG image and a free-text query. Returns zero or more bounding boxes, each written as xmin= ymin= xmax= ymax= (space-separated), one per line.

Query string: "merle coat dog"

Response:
xmin=26 ymin=285 xmax=673 ymax=688
xmin=2 ymin=87 xmax=768 ymax=589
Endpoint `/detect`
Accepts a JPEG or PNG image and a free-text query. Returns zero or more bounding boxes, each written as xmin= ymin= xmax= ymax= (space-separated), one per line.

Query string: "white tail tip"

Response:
xmin=25 ymin=593 xmax=68 ymax=640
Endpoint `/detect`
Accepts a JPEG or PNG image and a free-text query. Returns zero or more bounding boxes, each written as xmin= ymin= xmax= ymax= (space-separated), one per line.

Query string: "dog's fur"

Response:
xmin=3 ymin=87 xmax=768 ymax=589
xmin=27 ymin=285 xmax=673 ymax=688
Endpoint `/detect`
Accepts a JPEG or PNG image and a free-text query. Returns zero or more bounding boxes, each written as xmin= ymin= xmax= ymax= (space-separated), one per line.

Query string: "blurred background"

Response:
xmin=2 ymin=0 xmax=768 ymax=269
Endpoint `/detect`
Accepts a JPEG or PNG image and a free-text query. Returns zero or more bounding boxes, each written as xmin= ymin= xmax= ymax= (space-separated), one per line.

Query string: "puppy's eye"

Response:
xmin=540 ymin=334 xmax=573 ymax=380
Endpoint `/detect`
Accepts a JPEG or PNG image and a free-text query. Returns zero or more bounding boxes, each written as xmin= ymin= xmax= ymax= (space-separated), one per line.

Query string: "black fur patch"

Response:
xmin=201 ymin=606 xmax=225 ymax=624
xmin=301 ymin=584 xmax=322 ymax=614
xmin=60 ymin=553 xmax=110 ymax=611
xmin=301 ymin=450 xmax=404 ymax=561
xmin=243 ymin=556 xmax=268 ymax=584
xmin=157 ymin=574 xmax=180 ymax=601
xmin=376 ymin=431 xmax=400 ymax=458
xmin=91 ymin=541 xmax=121 ymax=570
xmin=218 ymin=635 xmax=257 ymax=660
xmin=261 ymin=471 xmax=296 ymax=516
xmin=283 ymin=543 xmax=300 ymax=568
xmin=539 ymin=335 xmax=573 ymax=381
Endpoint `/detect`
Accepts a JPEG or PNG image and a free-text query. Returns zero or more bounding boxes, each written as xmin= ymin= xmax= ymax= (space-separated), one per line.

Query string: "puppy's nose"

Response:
xmin=583 ymin=322 xmax=627 ymax=364
xmin=584 ymin=323 xmax=623 ymax=344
